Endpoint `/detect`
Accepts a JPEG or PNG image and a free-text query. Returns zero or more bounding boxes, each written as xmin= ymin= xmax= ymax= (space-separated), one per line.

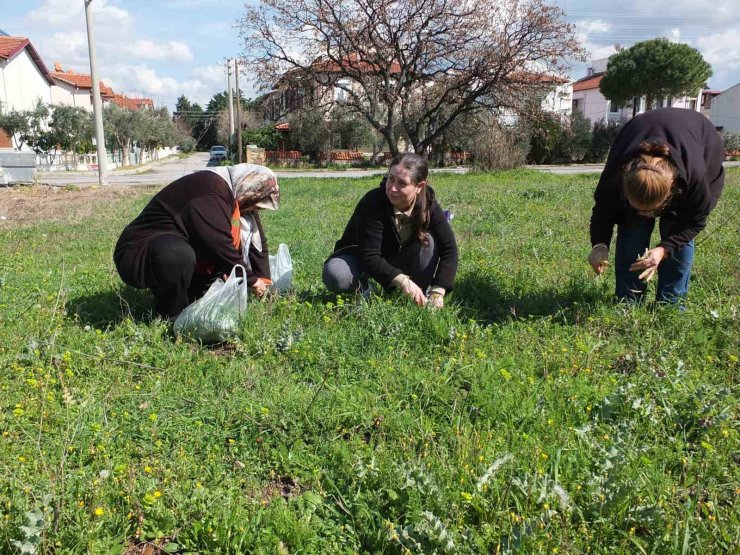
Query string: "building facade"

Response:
xmin=571 ymin=57 xmax=702 ymax=126
xmin=709 ymin=83 xmax=740 ymax=132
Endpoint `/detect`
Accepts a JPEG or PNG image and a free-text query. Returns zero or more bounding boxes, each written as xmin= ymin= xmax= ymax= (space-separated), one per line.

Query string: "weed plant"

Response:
xmin=0 ymin=169 xmax=738 ymax=553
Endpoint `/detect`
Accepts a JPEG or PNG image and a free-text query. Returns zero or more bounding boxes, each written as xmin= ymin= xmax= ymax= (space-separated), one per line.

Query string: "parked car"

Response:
xmin=209 ymin=145 xmax=228 ymax=162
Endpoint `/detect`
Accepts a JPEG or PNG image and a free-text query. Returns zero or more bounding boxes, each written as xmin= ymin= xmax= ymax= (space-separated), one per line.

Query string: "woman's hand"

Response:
xmin=401 ymin=277 xmax=426 ymax=306
xmin=250 ymin=278 xmax=269 ymax=298
xmin=588 ymin=245 xmax=609 ymax=275
xmin=427 ymin=292 xmax=444 ymax=309
xmin=629 ymin=247 xmax=667 ymax=282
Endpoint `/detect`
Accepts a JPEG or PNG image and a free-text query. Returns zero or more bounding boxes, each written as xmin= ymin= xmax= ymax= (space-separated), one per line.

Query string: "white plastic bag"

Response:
xmin=269 ymin=243 xmax=293 ymax=293
xmin=174 ymin=265 xmax=249 ymax=343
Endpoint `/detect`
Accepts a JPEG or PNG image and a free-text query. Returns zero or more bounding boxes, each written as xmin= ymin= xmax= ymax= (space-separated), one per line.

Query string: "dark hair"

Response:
xmin=389 ymin=153 xmax=434 ymax=244
xmin=623 ymin=141 xmax=677 ymax=208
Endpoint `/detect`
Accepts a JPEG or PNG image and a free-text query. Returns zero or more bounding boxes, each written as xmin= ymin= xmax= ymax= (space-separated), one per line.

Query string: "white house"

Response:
xmin=709 ymin=83 xmax=740 ymax=132
xmin=50 ymin=63 xmax=116 ymax=110
xmin=571 ymin=57 xmax=701 ymax=125
xmin=0 ymin=36 xmax=54 ymax=148
xmin=541 ymin=81 xmax=573 ymax=116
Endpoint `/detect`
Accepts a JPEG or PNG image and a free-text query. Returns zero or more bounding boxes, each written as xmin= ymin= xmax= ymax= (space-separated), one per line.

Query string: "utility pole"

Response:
xmin=84 ymin=0 xmax=108 ymax=185
xmin=234 ymin=58 xmax=242 ymax=163
xmin=226 ymin=59 xmax=235 ymax=140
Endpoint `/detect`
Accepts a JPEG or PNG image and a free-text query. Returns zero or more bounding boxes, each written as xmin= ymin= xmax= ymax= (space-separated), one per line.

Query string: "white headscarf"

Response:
xmin=205 ymin=164 xmax=280 ymax=260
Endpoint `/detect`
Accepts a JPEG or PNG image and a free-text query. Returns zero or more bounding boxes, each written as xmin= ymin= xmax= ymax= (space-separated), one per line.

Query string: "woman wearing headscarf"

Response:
xmin=114 ymin=164 xmax=280 ymax=318
xmin=588 ymin=108 xmax=725 ymax=302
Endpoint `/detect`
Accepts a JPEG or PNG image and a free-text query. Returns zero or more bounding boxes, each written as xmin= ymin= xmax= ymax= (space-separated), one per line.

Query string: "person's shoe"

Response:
xmin=358 ymin=279 xmax=373 ymax=300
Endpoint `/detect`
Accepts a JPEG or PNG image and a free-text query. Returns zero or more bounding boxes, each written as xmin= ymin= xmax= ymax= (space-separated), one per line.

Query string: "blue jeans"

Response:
xmin=615 ymin=216 xmax=694 ymax=303
xmin=323 ymin=234 xmax=438 ymax=293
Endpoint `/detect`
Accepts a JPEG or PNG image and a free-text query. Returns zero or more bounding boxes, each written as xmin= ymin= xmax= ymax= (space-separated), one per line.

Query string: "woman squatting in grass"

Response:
xmin=114 ymin=164 xmax=279 ymax=318
xmin=323 ymin=153 xmax=458 ymax=308
xmin=588 ymin=108 xmax=725 ymax=303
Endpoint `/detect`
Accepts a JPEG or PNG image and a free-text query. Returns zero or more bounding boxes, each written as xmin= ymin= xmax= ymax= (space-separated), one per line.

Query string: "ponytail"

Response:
xmin=623 ymin=141 xmax=677 ymax=207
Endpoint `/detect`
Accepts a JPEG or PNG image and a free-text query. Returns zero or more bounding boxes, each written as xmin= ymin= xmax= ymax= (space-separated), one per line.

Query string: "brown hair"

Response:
xmin=622 ymin=141 xmax=677 ymax=209
xmin=389 ymin=153 xmax=433 ymax=244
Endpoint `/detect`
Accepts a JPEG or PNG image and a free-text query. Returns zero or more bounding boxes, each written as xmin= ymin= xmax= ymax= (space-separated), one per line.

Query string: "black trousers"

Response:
xmin=142 ymin=235 xmax=215 ymax=318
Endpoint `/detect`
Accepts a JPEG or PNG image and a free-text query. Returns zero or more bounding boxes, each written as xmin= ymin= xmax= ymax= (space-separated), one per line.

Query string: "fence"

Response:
xmin=36 ymin=146 xmax=180 ymax=171
xmin=265 ymin=150 xmax=302 ymax=160
xmin=319 ymin=150 xmax=365 ymax=162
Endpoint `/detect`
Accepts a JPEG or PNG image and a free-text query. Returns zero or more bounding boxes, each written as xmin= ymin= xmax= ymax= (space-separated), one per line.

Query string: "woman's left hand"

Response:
xmin=250 ymin=278 xmax=269 ymax=298
xmin=629 ymin=247 xmax=667 ymax=282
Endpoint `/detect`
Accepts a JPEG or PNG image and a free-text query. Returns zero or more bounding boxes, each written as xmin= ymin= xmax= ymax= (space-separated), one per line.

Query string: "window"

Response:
xmin=334 ymin=79 xmax=352 ymax=102
xmin=609 ymin=100 xmax=619 ymax=113
xmin=689 ymin=99 xmax=697 ymax=110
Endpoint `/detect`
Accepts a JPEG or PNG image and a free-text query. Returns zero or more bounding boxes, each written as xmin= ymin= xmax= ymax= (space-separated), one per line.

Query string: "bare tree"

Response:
xmin=239 ymin=0 xmax=583 ymax=156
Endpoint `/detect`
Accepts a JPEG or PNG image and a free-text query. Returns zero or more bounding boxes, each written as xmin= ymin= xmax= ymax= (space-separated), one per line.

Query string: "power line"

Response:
xmin=583 ymin=35 xmax=723 ymax=40
xmin=566 ymin=12 xmax=734 ymax=20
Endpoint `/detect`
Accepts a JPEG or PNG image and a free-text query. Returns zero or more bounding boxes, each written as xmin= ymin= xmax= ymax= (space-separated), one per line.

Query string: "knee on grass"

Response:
xmin=322 ymin=258 xmax=360 ymax=293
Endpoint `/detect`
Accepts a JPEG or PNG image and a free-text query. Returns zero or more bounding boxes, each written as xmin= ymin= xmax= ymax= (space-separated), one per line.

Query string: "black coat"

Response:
xmin=114 ymin=171 xmax=270 ymax=288
xmin=590 ymin=108 xmax=725 ymax=256
xmin=331 ymin=183 xmax=458 ymax=290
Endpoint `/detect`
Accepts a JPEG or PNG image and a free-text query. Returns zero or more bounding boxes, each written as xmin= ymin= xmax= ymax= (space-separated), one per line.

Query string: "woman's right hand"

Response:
xmin=588 ymin=245 xmax=609 ymax=275
xmin=401 ymin=277 xmax=426 ymax=306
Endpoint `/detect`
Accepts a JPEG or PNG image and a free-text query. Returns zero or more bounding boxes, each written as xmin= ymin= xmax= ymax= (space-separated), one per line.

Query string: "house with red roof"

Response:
xmin=0 ymin=36 xmax=54 ymax=148
xmin=111 ymin=93 xmax=154 ymax=111
xmin=50 ymin=63 xmax=115 ymax=111
xmin=0 ymin=36 xmax=54 ymax=111
xmin=571 ymin=57 xmax=702 ymax=125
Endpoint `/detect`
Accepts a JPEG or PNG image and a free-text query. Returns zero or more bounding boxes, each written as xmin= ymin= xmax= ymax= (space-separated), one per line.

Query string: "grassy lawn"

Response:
xmin=0 ymin=169 xmax=737 ymax=554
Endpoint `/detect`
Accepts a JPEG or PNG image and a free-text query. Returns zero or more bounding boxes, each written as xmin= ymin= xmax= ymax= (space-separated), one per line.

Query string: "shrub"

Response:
xmin=178 ymin=136 xmax=196 ymax=153
xmin=561 ymin=111 xmax=592 ymax=163
xmin=473 ymin=123 xmax=531 ymax=170
xmin=721 ymin=131 xmax=740 ymax=151
xmin=242 ymin=125 xmax=282 ymax=150
xmin=589 ymin=119 xmax=624 ymax=162
xmin=527 ymin=112 xmax=565 ymax=164
xmin=527 ymin=112 xmax=592 ymax=164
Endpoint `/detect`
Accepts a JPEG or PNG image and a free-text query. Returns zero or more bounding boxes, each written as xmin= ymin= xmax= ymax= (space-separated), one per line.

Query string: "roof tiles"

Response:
xmin=572 ymin=73 xmax=604 ymax=92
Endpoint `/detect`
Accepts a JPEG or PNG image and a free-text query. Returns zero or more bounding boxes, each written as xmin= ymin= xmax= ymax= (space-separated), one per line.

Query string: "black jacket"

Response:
xmin=114 ymin=171 xmax=270 ymax=288
xmin=590 ymin=108 xmax=725 ymax=256
xmin=331 ymin=183 xmax=458 ymax=290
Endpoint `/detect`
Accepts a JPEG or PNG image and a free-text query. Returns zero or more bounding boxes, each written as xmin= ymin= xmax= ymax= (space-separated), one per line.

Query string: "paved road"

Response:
xmin=35 ymin=153 xmax=468 ymax=187
xmin=36 ymin=153 xmax=215 ymax=187
xmin=30 ymin=153 xmax=740 ymax=187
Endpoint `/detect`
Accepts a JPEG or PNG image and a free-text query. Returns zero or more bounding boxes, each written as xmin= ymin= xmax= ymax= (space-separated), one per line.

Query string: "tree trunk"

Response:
xmin=122 ymin=140 xmax=131 ymax=167
xmin=382 ymin=128 xmax=399 ymax=157
xmin=645 ymin=95 xmax=653 ymax=112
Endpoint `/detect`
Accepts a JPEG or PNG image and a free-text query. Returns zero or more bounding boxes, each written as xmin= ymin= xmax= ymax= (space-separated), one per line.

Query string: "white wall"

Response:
xmin=50 ymin=80 xmax=93 ymax=111
xmin=574 ymin=88 xmax=702 ymax=126
xmin=0 ymin=49 xmax=52 ymax=112
xmin=709 ymin=84 xmax=740 ymax=132
xmin=542 ymin=84 xmax=572 ymax=115
xmin=572 ymin=88 xmax=612 ymax=124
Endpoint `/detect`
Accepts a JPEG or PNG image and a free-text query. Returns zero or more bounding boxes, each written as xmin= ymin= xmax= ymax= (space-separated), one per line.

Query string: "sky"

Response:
xmin=2 ymin=0 xmax=739 ymax=112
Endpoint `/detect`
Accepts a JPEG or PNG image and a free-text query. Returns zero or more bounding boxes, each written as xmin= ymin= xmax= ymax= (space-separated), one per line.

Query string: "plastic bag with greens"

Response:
xmin=174 ymin=265 xmax=248 ymax=343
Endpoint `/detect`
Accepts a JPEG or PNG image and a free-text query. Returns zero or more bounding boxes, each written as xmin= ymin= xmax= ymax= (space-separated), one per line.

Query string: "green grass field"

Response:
xmin=1 ymin=169 xmax=738 ymax=554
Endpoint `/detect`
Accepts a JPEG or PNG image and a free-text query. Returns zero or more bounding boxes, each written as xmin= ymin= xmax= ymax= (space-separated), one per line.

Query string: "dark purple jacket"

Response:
xmin=114 ymin=171 xmax=269 ymax=288
xmin=590 ymin=108 xmax=725 ymax=256
xmin=331 ymin=183 xmax=458 ymax=290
